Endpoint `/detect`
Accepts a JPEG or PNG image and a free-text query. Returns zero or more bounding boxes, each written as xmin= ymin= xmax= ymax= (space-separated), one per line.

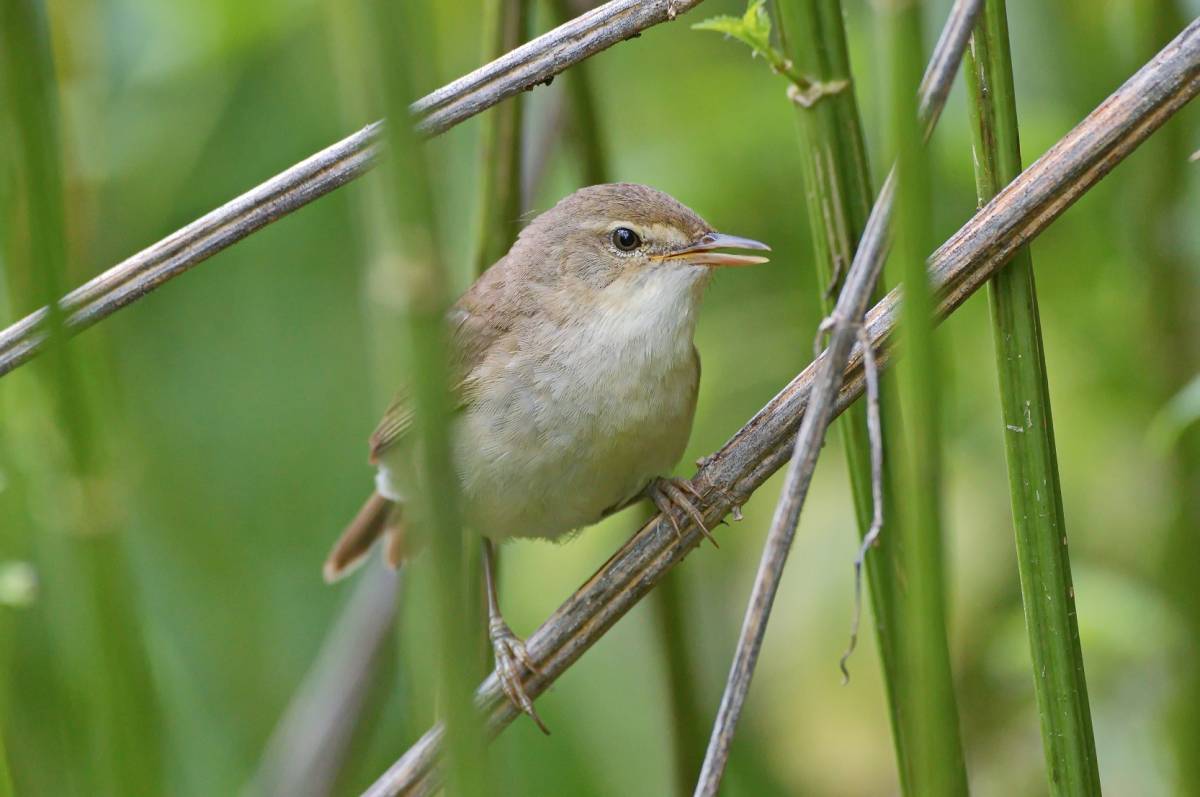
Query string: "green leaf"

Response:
xmin=692 ymin=0 xmax=773 ymax=59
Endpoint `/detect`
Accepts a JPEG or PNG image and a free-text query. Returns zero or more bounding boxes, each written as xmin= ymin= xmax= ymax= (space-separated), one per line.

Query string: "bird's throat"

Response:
xmin=589 ymin=264 xmax=707 ymax=360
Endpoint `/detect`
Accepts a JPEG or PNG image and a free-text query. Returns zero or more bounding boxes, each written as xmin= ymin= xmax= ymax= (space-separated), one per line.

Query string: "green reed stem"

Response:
xmin=473 ymin=0 xmax=530 ymax=274
xmin=548 ymin=0 xmax=611 ymax=185
xmin=772 ymin=1 xmax=909 ymax=789
xmin=884 ymin=1 xmax=968 ymax=793
xmin=364 ymin=2 xmax=487 ymax=795
xmin=965 ymin=5 xmax=1101 ymax=794
xmin=650 ymin=565 xmax=708 ymax=793
xmin=0 ymin=2 xmax=165 ymax=794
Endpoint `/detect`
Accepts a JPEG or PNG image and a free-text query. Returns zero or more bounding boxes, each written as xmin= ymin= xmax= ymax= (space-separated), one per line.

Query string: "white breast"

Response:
xmin=451 ymin=264 xmax=707 ymax=541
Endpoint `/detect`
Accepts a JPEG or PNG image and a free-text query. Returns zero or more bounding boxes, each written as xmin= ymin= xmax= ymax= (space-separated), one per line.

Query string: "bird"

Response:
xmin=323 ymin=183 xmax=769 ymax=731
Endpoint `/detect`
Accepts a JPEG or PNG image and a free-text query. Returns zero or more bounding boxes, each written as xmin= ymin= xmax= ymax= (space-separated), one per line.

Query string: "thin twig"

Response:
xmin=773 ymin=4 xmax=909 ymax=768
xmin=0 ymin=0 xmax=707 ymax=378
xmin=839 ymin=324 xmax=883 ymax=683
xmin=694 ymin=2 xmax=983 ymax=792
xmin=363 ymin=18 xmax=1200 ymax=795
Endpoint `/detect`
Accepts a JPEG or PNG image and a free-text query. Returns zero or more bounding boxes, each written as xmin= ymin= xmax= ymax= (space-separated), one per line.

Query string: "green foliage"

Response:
xmin=693 ymin=0 xmax=846 ymax=103
xmin=692 ymin=0 xmax=775 ymax=62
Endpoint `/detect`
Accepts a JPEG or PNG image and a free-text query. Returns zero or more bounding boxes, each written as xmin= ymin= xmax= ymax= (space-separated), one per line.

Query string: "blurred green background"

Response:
xmin=2 ymin=0 xmax=1199 ymax=795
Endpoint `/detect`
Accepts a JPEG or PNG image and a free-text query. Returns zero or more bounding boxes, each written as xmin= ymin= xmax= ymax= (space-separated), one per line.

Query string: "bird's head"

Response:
xmin=513 ymin=184 xmax=770 ymax=300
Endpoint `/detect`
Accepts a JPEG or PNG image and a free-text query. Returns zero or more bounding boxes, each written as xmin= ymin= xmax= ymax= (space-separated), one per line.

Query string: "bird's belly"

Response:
xmin=455 ymin=341 xmax=698 ymax=541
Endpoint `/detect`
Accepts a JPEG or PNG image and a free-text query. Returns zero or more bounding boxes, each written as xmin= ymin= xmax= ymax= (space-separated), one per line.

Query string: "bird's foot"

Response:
xmin=691 ymin=471 xmax=745 ymax=522
xmin=647 ymin=477 xmax=719 ymax=548
xmin=490 ymin=617 xmax=549 ymax=735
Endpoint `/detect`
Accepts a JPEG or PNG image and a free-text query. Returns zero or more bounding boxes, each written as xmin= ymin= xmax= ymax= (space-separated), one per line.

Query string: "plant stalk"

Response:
xmin=363 ymin=2 xmax=486 ymax=795
xmin=473 ymin=0 xmax=531 ymax=273
xmin=771 ymin=0 xmax=909 ymax=789
xmin=884 ymin=0 xmax=968 ymax=793
xmin=965 ymin=3 xmax=1101 ymax=794
xmin=550 ymin=0 xmax=612 ymax=185
xmin=0 ymin=2 xmax=165 ymax=794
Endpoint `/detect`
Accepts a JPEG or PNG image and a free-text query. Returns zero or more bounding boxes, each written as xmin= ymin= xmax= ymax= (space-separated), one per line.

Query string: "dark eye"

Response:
xmin=611 ymin=227 xmax=641 ymax=252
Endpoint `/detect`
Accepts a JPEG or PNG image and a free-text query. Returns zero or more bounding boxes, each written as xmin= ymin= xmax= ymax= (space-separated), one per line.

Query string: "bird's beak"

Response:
xmin=663 ymin=232 xmax=771 ymax=268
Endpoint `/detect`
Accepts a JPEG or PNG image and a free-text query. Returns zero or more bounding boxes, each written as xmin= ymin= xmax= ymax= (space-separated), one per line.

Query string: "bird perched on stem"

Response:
xmin=325 ymin=183 xmax=769 ymax=731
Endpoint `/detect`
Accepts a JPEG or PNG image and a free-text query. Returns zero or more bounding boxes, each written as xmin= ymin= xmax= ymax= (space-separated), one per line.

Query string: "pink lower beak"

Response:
xmin=666 ymin=232 xmax=771 ymax=267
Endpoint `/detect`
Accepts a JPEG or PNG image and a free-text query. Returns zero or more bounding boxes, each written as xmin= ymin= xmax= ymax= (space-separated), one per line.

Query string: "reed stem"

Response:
xmin=772 ymin=1 xmax=909 ymax=788
xmin=364 ymin=2 xmax=486 ymax=794
xmin=884 ymin=0 xmax=968 ymax=792
xmin=965 ymin=3 xmax=1100 ymax=793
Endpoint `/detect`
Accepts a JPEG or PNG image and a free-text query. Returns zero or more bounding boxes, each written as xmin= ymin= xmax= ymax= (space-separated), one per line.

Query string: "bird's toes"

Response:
xmin=490 ymin=623 xmax=550 ymax=734
xmin=648 ymin=477 xmax=719 ymax=548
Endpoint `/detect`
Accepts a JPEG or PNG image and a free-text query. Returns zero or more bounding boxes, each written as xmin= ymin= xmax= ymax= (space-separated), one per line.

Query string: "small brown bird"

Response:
xmin=324 ymin=183 xmax=769 ymax=730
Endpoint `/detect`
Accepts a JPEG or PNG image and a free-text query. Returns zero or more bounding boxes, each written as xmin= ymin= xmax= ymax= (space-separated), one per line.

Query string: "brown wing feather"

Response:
xmin=368 ymin=390 xmax=413 ymax=464
xmin=366 ymin=253 xmax=529 ymax=462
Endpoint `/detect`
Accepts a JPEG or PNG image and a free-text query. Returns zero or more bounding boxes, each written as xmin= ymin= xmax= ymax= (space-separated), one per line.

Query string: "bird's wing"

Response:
xmin=367 ymin=388 xmax=415 ymax=463
xmin=367 ymin=259 xmax=519 ymax=463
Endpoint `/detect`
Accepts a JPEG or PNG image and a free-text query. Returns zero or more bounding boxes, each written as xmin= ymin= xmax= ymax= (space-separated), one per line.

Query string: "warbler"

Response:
xmin=325 ymin=183 xmax=769 ymax=730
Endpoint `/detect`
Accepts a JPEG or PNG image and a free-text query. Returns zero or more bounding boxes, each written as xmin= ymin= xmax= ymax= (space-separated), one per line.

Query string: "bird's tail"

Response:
xmin=323 ymin=491 xmax=408 ymax=582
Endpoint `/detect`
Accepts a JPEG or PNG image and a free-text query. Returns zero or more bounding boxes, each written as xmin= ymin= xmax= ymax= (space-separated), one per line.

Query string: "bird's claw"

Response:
xmin=490 ymin=618 xmax=549 ymax=735
xmin=648 ymin=477 xmax=719 ymax=548
xmin=698 ymin=478 xmax=744 ymax=521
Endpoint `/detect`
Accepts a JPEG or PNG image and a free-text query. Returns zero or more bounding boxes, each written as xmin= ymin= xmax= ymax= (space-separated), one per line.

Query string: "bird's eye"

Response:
xmin=611 ymin=227 xmax=641 ymax=252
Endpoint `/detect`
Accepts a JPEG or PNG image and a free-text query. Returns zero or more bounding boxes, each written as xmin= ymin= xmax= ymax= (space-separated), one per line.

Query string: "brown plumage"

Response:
xmin=322 ymin=183 xmax=769 ymax=727
xmin=323 ymin=492 xmax=406 ymax=582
